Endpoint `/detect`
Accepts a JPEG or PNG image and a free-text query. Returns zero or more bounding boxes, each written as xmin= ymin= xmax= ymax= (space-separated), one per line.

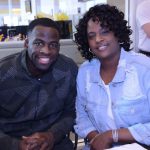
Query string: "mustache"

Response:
xmin=37 ymin=51 xmax=51 ymax=57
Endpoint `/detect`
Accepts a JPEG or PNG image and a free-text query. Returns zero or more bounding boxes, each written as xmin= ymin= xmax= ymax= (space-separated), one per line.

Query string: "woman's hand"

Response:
xmin=90 ymin=130 xmax=113 ymax=150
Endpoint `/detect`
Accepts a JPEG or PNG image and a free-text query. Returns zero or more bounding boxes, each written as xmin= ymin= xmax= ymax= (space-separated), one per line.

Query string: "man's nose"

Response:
xmin=40 ymin=44 xmax=51 ymax=54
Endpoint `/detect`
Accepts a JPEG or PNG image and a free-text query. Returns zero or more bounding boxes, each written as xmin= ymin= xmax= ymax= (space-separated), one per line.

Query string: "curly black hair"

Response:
xmin=74 ymin=4 xmax=132 ymax=61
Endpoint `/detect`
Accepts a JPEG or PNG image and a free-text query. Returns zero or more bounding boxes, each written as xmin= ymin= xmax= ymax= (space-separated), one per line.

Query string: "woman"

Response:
xmin=74 ymin=4 xmax=150 ymax=150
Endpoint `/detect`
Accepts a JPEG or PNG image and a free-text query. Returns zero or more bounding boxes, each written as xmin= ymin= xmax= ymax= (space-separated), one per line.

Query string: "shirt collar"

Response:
xmin=21 ymin=49 xmax=31 ymax=75
xmin=112 ymin=48 xmax=129 ymax=83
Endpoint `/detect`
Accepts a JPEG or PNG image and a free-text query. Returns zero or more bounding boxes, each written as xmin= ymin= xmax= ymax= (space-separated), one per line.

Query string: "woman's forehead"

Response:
xmin=87 ymin=19 xmax=101 ymax=30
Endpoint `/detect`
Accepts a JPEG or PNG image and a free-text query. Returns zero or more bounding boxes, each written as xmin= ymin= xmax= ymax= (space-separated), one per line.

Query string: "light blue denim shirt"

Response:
xmin=74 ymin=48 xmax=150 ymax=145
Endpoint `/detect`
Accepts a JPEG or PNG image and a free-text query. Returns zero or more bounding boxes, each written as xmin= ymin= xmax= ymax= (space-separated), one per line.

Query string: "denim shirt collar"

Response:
xmin=112 ymin=48 xmax=128 ymax=83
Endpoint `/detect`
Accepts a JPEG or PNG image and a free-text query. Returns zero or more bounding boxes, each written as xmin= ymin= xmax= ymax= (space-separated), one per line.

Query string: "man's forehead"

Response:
xmin=30 ymin=25 xmax=59 ymax=37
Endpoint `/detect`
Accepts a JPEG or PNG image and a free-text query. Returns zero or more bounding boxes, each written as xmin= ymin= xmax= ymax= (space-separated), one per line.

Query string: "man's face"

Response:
xmin=26 ymin=25 xmax=60 ymax=71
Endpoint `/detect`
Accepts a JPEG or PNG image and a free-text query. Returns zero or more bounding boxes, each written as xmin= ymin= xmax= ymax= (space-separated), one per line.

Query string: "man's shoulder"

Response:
xmin=57 ymin=54 xmax=78 ymax=68
xmin=55 ymin=54 xmax=78 ymax=74
xmin=58 ymin=54 xmax=75 ymax=62
xmin=0 ymin=52 xmax=21 ymax=67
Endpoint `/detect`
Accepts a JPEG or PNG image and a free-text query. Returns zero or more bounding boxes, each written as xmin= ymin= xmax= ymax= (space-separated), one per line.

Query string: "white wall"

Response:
xmin=40 ymin=0 xmax=54 ymax=16
xmin=86 ymin=0 xmax=107 ymax=11
xmin=59 ymin=0 xmax=78 ymax=15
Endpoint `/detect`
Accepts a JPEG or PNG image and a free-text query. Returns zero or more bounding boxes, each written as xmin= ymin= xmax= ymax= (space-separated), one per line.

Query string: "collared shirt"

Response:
xmin=0 ymin=49 xmax=78 ymax=144
xmin=74 ymin=48 xmax=150 ymax=145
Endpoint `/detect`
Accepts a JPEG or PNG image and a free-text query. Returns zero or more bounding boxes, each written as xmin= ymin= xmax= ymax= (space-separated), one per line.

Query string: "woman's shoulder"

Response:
xmin=79 ymin=58 xmax=99 ymax=70
xmin=128 ymin=51 xmax=150 ymax=69
xmin=77 ymin=58 xmax=99 ymax=77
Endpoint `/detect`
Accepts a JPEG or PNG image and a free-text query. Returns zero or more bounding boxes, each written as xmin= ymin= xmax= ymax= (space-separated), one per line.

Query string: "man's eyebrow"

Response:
xmin=33 ymin=39 xmax=45 ymax=44
xmin=34 ymin=39 xmax=43 ymax=42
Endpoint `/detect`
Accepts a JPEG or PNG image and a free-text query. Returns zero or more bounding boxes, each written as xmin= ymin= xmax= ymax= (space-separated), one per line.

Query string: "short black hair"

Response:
xmin=74 ymin=4 xmax=133 ymax=61
xmin=27 ymin=18 xmax=60 ymax=35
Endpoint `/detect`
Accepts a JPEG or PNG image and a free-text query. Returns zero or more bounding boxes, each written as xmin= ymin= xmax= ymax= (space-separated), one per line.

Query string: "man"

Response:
xmin=0 ymin=18 xmax=78 ymax=150
xmin=136 ymin=0 xmax=150 ymax=56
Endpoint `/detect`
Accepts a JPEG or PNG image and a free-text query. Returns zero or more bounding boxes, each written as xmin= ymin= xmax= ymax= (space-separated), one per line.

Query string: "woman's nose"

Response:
xmin=96 ymin=34 xmax=103 ymax=42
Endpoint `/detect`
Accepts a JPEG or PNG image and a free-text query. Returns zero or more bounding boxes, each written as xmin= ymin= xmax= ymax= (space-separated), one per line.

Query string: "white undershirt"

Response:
xmin=102 ymin=81 xmax=117 ymax=129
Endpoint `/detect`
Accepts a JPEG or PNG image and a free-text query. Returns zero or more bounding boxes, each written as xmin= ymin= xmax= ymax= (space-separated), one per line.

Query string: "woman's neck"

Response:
xmin=100 ymin=52 xmax=120 ymax=84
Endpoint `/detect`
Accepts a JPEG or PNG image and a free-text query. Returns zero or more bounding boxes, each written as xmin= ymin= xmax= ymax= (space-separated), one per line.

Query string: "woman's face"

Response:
xmin=87 ymin=18 xmax=120 ymax=60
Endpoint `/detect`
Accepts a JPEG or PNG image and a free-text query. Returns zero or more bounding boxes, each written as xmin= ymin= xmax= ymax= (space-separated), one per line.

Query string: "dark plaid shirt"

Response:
xmin=0 ymin=49 xmax=78 ymax=148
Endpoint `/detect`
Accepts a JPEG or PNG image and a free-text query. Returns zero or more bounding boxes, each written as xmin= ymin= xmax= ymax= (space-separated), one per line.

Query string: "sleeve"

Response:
xmin=128 ymin=69 xmax=150 ymax=145
xmin=48 ymin=63 xmax=78 ymax=144
xmin=136 ymin=1 xmax=150 ymax=27
xmin=0 ymin=131 xmax=20 ymax=150
xmin=74 ymin=67 xmax=97 ymax=138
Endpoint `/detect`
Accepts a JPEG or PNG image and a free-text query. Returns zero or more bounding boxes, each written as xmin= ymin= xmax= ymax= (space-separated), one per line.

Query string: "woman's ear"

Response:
xmin=24 ymin=39 xmax=28 ymax=48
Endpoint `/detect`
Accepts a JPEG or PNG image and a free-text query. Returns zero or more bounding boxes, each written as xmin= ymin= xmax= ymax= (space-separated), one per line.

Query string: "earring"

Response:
xmin=89 ymin=48 xmax=93 ymax=54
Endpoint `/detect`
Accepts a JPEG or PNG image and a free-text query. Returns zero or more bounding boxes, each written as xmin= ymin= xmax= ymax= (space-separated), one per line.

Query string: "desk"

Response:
xmin=106 ymin=143 xmax=147 ymax=150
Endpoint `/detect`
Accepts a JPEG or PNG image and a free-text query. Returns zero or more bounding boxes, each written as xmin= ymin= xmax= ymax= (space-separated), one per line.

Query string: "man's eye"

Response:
xmin=33 ymin=41 xmax=43 ymax=46
xmin=49 ymin=43 xmax=59 ymax=48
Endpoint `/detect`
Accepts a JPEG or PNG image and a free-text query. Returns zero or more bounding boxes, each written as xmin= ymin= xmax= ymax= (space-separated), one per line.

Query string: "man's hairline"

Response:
xmin=27 ymin=25 xmax=60 ymax=37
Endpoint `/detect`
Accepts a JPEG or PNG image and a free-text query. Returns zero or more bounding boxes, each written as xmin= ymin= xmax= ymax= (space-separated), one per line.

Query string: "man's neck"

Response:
xmin=26 ymin=54 xmax=47 ymax=77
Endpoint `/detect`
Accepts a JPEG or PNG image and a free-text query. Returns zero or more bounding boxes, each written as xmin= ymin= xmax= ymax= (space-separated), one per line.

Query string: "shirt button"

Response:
xmin=38 ymin=78 xmax=41 ymax=81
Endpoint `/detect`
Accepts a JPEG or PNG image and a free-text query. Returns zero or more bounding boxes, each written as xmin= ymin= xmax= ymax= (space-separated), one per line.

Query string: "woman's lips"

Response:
xmin=98 ymin=45 xmax=107 ymax=51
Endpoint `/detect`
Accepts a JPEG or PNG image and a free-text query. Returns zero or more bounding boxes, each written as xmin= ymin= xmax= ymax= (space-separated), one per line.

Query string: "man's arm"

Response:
xmin=48 ymin=63 xmax=78 ymax=144
xmin=48 ymin=80 xmax=76 ymax=143
xmin=0 ymin=131 xmax=20 ymax=150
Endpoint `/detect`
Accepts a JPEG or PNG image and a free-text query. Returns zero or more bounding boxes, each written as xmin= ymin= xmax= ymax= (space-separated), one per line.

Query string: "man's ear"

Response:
xmin=24 ymin=39 xmax=28 ymax=48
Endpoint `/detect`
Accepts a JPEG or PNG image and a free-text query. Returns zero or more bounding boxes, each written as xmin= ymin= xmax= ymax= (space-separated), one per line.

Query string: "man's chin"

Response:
xmin=36 ymin=63 xmax=51 ymax=71
xmin=38 ymin=66 xmax=51 ymax=72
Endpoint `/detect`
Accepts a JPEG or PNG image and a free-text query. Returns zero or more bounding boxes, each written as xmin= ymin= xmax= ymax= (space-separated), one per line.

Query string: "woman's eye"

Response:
xmin=100 ymin=29 xmax=110 ymax=35
xmin=88 ymin=34 xmax=95 ymax=40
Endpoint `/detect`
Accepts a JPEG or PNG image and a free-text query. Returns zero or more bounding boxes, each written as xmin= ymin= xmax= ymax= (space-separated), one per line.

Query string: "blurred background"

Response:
xmin=0 ymin=0 xmax=143 ymax=65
